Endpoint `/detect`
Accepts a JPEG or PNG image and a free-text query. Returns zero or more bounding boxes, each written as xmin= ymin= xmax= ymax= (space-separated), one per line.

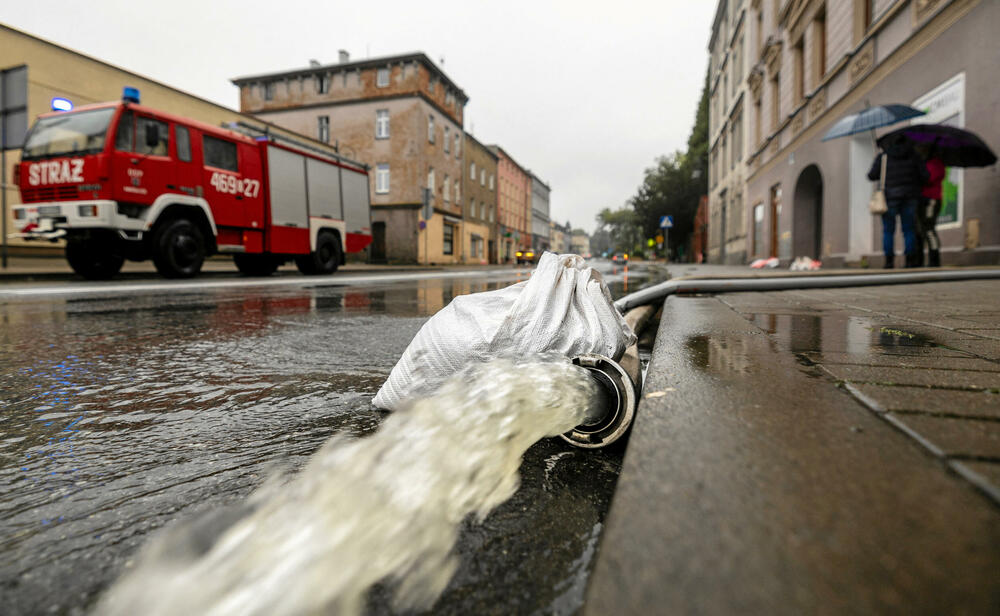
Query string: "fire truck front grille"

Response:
xmin=21 ymin=185 xmax=79 ymax=203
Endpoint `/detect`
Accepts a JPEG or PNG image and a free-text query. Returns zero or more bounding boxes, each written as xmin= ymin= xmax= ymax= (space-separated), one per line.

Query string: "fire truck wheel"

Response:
xmin=65 ymin=238 xmax=125 ymax=280
xmin=296 ymin=231 xmax=341 ymax=275
xmin=152 ymin=218 xmax=206 ymax=279
xmin=233 ymin=254 xmax=280 ymax=277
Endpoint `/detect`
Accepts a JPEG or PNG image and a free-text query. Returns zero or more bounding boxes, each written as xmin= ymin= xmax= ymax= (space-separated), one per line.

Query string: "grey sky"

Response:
xmin=5 ymin=0 xmax=714 ymax=233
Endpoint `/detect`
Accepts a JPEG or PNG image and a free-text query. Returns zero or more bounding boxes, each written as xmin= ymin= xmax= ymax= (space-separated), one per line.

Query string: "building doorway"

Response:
xmin=371 ymin=221 xmax=387 ymax=263
xmin=769 ymin=184 xmax=782 ymax=257
xmin=792 ymin=165 xmax=823 ymax=259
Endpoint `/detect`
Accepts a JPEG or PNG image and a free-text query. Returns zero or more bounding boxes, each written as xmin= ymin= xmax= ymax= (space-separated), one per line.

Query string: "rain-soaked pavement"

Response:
xmin=0 ymin=261 xmax=664 ymax=616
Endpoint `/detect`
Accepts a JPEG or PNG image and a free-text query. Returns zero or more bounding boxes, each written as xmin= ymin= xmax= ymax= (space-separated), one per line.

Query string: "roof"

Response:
xmin=231 ymin=52 xmax=468 ymax=104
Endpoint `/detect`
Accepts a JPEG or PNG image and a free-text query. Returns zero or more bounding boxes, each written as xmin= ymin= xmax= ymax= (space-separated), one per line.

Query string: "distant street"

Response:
xmin=0 ymin=260 xmax=663 ymax=615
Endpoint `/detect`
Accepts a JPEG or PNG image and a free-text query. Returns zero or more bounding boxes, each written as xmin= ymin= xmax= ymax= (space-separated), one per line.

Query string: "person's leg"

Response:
xmin=900 ymin=200 xmax=918 ymax=267
xmin=882 ymin=204 xmax=897 ymax=268
xmin=914 ymin=197 xmax=928 ymax=267
xmin=926 ymin=198 xmax=942 ymax=266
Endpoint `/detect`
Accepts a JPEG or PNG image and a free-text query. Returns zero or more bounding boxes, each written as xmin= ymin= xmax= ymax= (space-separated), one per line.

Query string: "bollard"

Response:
xmin=561 ymin=352 xmax=639 ymax=449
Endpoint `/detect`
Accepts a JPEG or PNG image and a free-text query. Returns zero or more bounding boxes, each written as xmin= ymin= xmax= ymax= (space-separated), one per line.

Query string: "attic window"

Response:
xmin=377 ymin=67 xmax=390 ymax=87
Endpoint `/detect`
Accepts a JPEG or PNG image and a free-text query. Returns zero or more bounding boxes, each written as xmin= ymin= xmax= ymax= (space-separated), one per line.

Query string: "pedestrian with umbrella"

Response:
xmin=867 ymin=133 xmax=929 ymax=268
xmin=877 ymin=124 xmax=998 ymax=267
xmin=823 ymin=103 xmax=929 ymax=268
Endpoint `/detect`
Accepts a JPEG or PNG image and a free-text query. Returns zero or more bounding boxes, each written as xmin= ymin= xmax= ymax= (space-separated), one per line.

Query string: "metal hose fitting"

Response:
xmin=561 ymin=353 xmax=638 ymax=449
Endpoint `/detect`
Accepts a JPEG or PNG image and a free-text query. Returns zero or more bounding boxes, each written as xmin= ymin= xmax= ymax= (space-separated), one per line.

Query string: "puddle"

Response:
xmin=685 ymin=335 xmax=753 ymax=375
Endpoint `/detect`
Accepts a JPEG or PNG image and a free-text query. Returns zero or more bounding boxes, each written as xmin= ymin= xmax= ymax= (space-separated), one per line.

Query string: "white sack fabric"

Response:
xmin=372 ymin=252 xmax=636 ymax=411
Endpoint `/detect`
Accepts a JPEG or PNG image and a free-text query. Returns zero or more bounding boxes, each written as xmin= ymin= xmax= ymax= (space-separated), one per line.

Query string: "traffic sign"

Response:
xmin=659 ymin=215 xmax=674 ymax=229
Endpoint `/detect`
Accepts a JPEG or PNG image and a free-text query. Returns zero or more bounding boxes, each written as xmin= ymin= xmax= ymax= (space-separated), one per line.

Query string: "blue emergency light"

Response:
xmin=122 ymin=87 xmax=140 ymax=104
xmin=50 ymin=97 xmax=73 ymax=112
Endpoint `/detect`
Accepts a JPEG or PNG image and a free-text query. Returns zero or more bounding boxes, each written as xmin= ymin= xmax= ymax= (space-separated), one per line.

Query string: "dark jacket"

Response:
xmin=868 ymin=139 xmax=929 ymax=200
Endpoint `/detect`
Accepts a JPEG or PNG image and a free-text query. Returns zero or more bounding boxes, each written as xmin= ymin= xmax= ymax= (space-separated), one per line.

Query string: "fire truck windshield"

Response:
xmin=22 ymin=107 xmax=116 ymax=160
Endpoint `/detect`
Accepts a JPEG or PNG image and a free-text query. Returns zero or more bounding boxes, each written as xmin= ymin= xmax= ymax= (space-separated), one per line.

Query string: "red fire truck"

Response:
xmin=12 ymin=88 xmax=372 ymax=279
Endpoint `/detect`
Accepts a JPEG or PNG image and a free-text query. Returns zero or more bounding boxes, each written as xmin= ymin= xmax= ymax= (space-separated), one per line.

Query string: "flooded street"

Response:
xmin=0 ymin=261 xmax=660 ymax=615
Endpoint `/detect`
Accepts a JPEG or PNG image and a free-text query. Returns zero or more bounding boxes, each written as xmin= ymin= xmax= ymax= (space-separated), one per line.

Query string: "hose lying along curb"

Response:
xmin=614 ymin=268 xmax=1000 ymax=313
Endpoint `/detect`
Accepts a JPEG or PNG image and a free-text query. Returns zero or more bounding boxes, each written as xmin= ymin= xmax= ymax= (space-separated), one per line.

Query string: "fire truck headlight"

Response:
xmin=78 ymin=205 xmax=98 ymax=217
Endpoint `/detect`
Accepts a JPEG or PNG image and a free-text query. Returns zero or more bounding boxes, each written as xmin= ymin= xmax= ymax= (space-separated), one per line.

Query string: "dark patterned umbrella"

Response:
xmin=821 ymin=104 xmax=926 ymax=141
xmin=877 ymin=124 xmax=998 ymax=167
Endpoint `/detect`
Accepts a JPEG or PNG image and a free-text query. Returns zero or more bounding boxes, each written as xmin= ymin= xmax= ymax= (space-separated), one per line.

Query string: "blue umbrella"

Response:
xmin=821 ymin=104 xmax=926 ymax=141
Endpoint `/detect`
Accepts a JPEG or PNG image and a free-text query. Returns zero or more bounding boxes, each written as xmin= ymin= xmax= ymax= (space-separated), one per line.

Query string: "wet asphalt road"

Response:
xmin=0 ymin=261 xmax=662 ymax=616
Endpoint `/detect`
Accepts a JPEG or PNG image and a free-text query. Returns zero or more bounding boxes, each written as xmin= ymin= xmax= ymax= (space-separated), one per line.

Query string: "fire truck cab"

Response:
xmin=12 ymin=88 xmax=371 ymax=279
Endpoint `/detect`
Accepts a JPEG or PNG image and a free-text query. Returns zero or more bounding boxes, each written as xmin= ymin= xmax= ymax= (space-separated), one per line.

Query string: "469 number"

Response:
xmin=210 ymin=172 xmax=260 ymax=198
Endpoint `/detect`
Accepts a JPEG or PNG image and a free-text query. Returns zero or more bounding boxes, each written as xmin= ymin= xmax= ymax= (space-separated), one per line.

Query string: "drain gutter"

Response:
xmin=614 ymin=268 xmax=1000 ymax=313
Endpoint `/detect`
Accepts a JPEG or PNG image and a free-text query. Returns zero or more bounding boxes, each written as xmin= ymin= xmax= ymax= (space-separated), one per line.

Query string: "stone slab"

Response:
xmin=888 ymin=414 xmax=1000 ymax=458
xmin=585 ymin=296 xmax=1000 ymax=616
xmin=850 ymin=384 xmax=1000 ymax=419
xmin=821 ymin=364 xmax=1000 ymax=390
xmin=806 ymin=352 xmax=1000 ymax=371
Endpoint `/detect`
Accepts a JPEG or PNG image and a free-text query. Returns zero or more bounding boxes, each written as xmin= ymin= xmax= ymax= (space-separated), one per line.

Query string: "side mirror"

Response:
xmin=145 ymin=124 xmax=159 ymax=148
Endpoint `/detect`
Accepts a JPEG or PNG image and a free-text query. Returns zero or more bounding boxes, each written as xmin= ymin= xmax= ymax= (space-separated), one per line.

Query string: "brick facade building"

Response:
xmin=489 ymin=146 xmax=530 ymax=263
xmin=462 ymin=132 xmax=497 ymax=264
xmin=232 ymin=52 xmax=469 ymax=264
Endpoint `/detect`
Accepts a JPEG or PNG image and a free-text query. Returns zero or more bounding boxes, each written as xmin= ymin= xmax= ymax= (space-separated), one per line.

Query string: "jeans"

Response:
xmin=882 ymin=199 xmax=918 ymax=257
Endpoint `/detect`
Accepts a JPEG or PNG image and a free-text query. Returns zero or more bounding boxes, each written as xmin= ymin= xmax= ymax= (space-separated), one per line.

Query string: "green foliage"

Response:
xmin=626 ymin=67 xmax=709 ymax=257
xmin=595 ymin=207 xmax=643 ymax=255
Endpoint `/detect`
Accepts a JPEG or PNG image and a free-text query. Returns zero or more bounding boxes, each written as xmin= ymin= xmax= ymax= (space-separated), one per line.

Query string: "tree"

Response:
xmin=626 ymin=67 xmax=709 ymax=259
xmin=596 ymin=207 xmax=642 ymax=255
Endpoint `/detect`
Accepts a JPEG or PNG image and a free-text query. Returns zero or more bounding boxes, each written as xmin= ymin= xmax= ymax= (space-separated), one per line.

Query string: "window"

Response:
xmin=428 ymin=114 xmax=435 ymax=143
xmin=443 ymin=223 xmax=454 ymax=255
xmin=754 ymin=97 xmax=763 ymax=146
xmin=137 ymin=116 xmax=169 ymax=156
xmin=317 ymin=116 xmax=330 ymax=142
xmin=454 ymin=179 xmax=460 ymax=204
xmin=443 ymin=174 xmax=450 ymax=201
xmin=470 ymin=161 xmax=476 ymax=179
xmin=770 ymin=73 xmax=781 ymax=131
xmin=732 ymin=110 xmax=743 ymax=165
xmin=481 ymin=169 xmax=486 ymax=186
xmin=375 ymin=109 xmax=390 ymax=139
xmin=444 ymin=126 xmax=450 ymax=153
xmin=317 ymin=74 xmax=330 ymax=94
xmin=812 ymin=10 xmax=827 ymax=88
xmin=375 ymin=163 xmax=390 ymax=194
xmin=264 ymin=82 xmax=274 ymax=101
xmin=489 ymin=174 xmax=494 ymax=190
xmin=489 ymin=205 xmax=495 ymax=223
xmin=429 ymin=78 xmax=436 ymax=93
xmin=377 ymin=67 xmax=390 ymax=87
xmin=175 ymin=125 xmax=191 ymax=162
xmin=203 ymin=135 xmax=238 ymax=171
xmin=454 ymin=133 xmax=461 ymax=158
xmin=470 ymin=198 xmax=476 ymax=219
xmin=793 ymin=40 xmax=804 ymax=105
xmin=427 ymin=167 xmax=435 ymax=194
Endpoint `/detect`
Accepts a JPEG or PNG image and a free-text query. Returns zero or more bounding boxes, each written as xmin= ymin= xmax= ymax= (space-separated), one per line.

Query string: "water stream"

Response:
xmin=95 ymin=356 xmax=596 ymax=616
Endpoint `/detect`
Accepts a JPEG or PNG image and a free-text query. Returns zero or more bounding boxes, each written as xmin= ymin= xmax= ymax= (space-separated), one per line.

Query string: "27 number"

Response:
xmin=210 ymin=172 xmax=259 ymax=198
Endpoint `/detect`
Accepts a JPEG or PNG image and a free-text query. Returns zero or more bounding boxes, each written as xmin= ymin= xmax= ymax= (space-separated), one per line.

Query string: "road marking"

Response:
xmin=0 ymin=269 xmax=530 ymax=299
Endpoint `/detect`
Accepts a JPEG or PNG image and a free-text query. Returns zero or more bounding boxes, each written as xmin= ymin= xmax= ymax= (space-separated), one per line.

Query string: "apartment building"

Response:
xmin=232 ymin=52 xmax=469 ymax=264
xmin=489 ymin=145 xmax=530 ymax=263
xmin=570 ymin=230 xmax=591 ymax=257
xmin=529 ymin=174 xmax=551 ymax=254
xmin=741 ymin=0 xmax=999 ymax=266
xmin=463 ymin=132 xmax=497 ymax=264
xmin=708 ymin=0 xmax=753 ymax=264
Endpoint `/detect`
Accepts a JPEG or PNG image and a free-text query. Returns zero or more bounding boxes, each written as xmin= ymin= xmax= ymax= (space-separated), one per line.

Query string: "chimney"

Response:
xmin=338 ymin=50 xmax=350 ymax=63
xmin=309 ymin=59 xmax=320 ymax=68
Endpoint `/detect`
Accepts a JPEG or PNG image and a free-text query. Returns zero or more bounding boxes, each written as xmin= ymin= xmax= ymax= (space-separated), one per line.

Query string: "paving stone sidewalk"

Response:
xmin=585 ymin=278 xmax=1000 ymax=615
